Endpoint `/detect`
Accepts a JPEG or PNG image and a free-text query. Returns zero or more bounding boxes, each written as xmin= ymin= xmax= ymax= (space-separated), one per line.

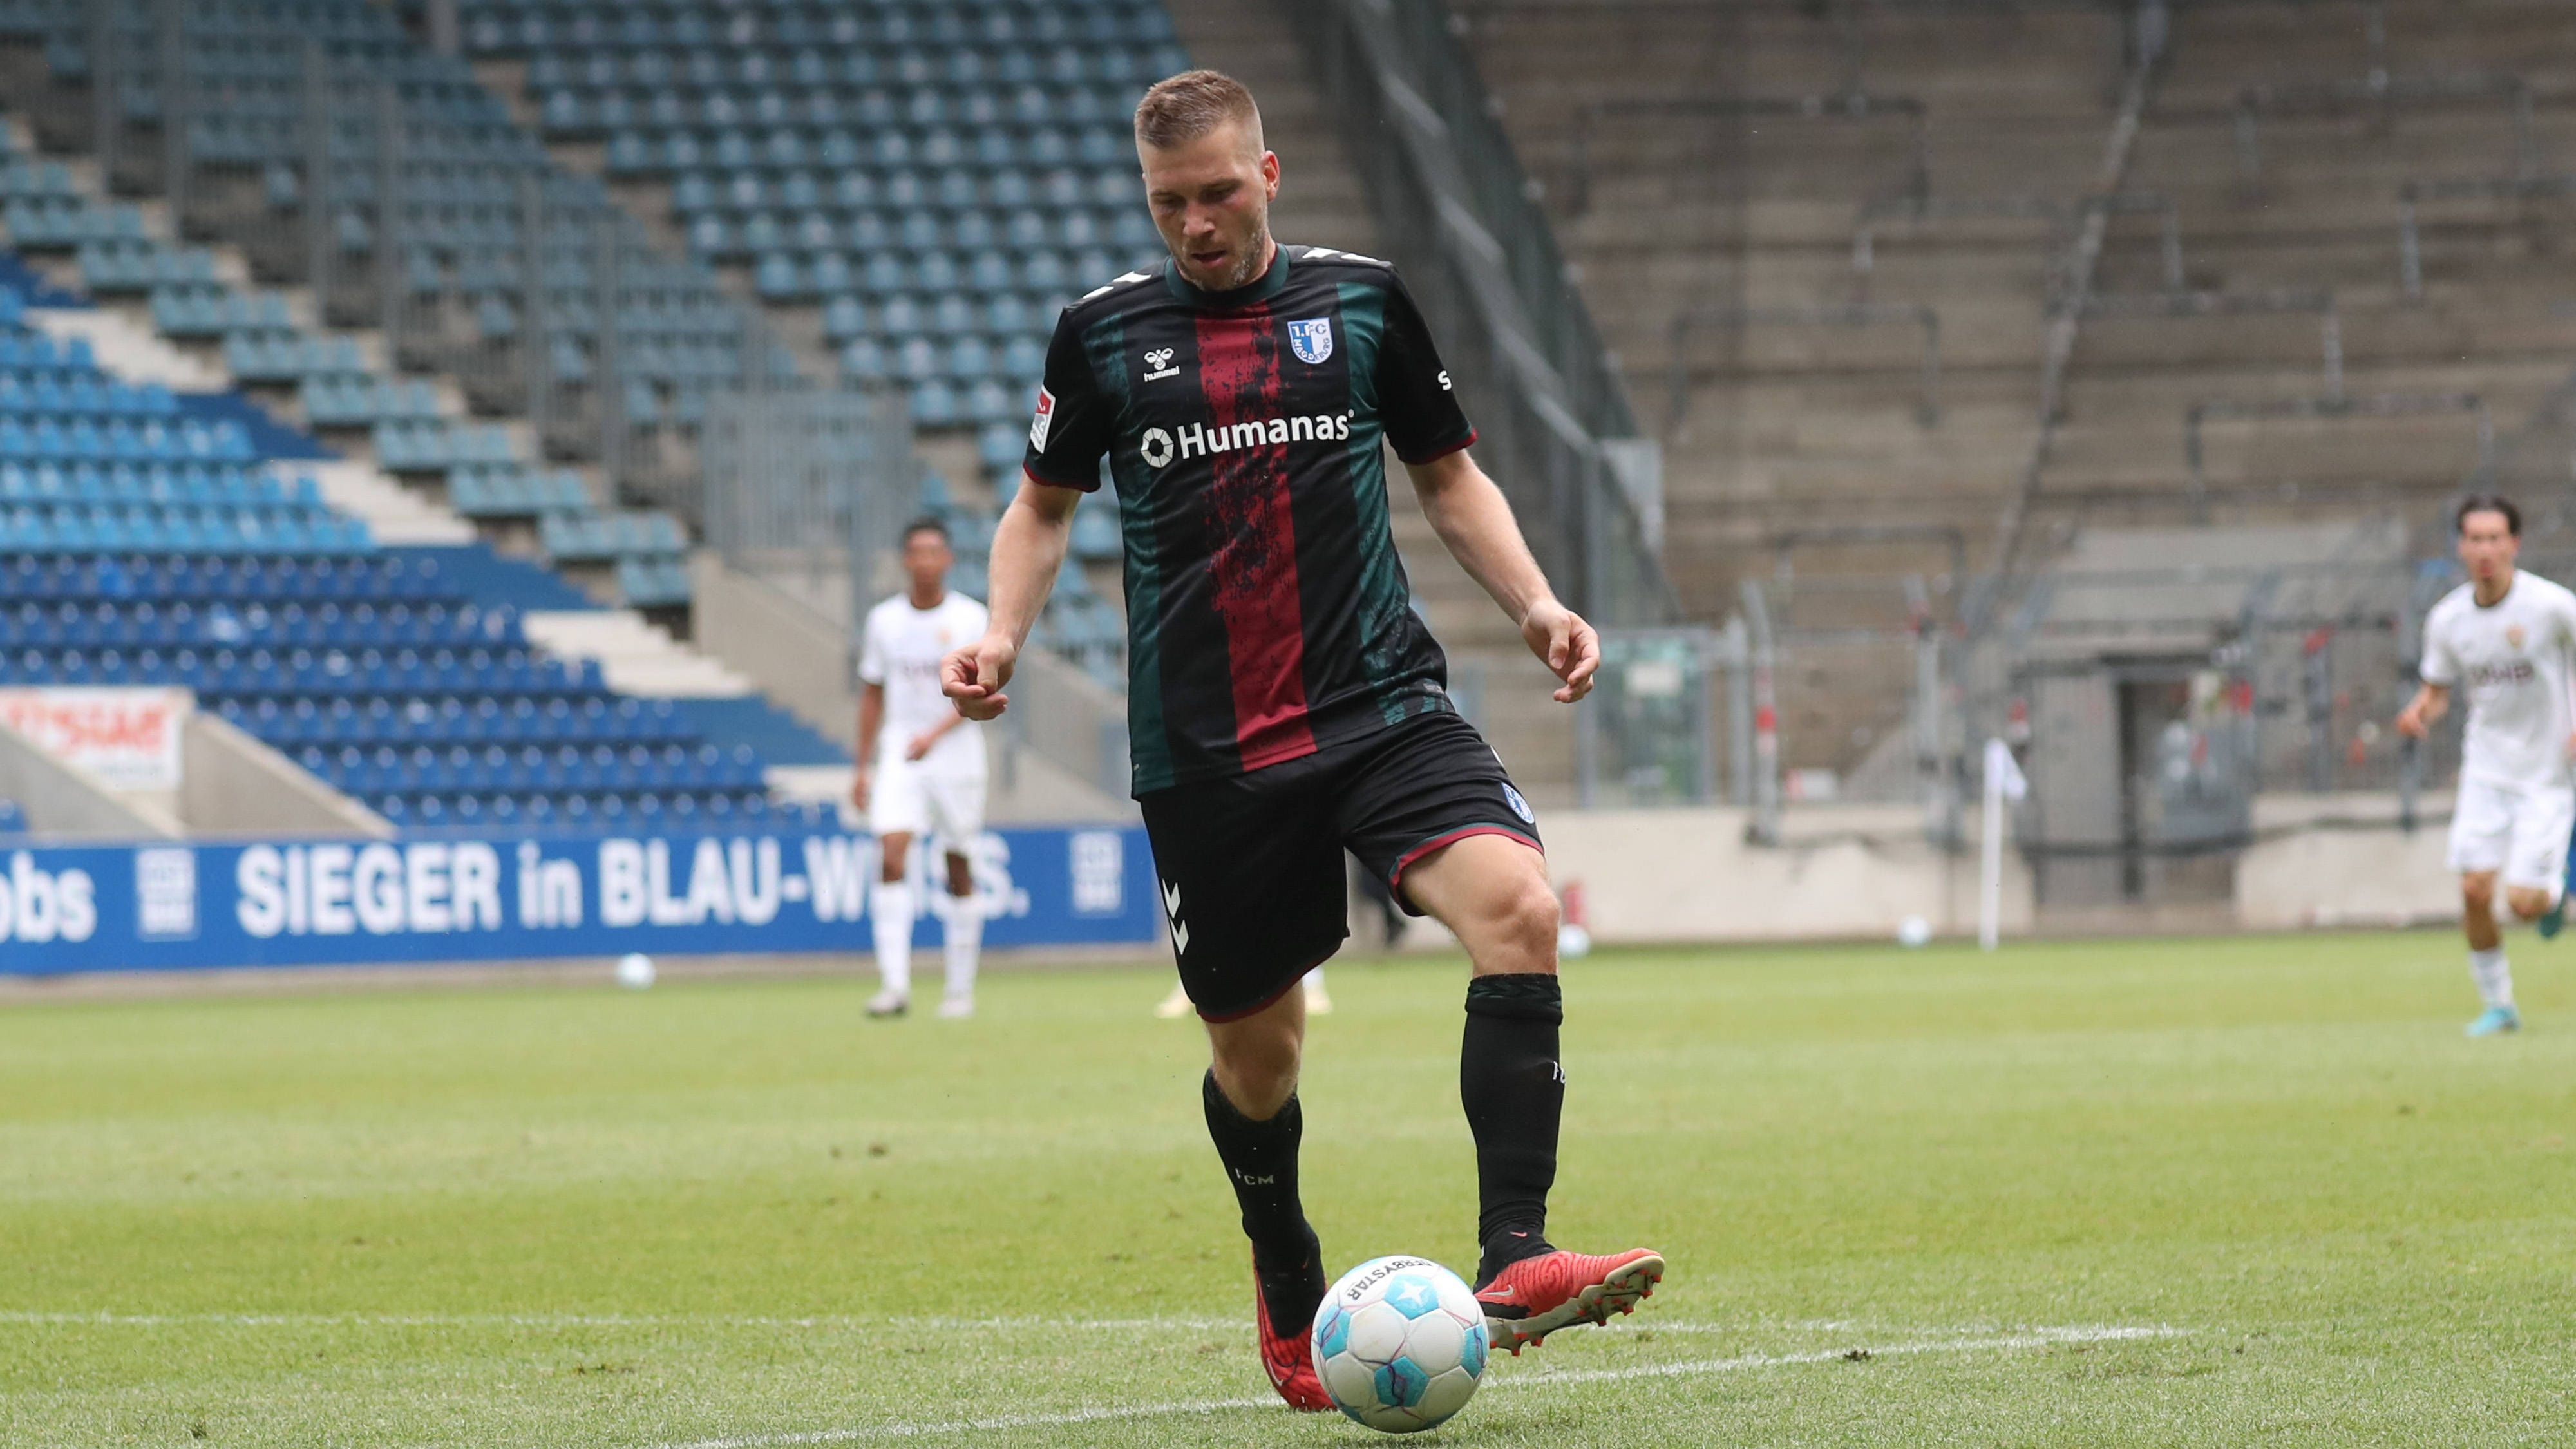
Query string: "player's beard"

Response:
xmin=1209 ymin=219 xmax=1274 ymax=291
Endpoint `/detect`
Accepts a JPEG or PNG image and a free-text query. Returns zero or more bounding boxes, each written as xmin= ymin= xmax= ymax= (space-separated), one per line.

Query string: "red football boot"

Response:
xmin=1474 ymin=1247 xmax=1665 ymax=1354
xmin=1253 ymin=1262 xmax=1333 ymax=1411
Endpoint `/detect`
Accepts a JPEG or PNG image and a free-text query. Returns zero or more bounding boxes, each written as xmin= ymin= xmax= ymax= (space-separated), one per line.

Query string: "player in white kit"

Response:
xmin=2396 ymin=495 xmax=2576 ymax=1037
xmin=855 ymin=518 xmax=991 ymax=1019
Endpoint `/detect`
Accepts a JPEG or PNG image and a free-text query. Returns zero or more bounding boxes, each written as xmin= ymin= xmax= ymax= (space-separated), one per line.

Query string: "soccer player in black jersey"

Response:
xmin=942 ymin=70 xmax=1663 ymax=1410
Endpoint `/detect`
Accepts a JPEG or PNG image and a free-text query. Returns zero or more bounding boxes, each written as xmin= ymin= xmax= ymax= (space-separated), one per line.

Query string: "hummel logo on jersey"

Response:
xmin=1137 ymin=413 xmax=1354 ymax=473
xmin=1162 ymin=878 xmax=1188 ymax=952
xmin=1142 ymin=347 xmax=1179 ymax=381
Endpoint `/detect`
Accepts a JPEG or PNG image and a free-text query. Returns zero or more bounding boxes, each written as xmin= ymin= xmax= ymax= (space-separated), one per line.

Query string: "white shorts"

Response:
xmin=869 ymin=754 xmax=987 ymax=849
xmin=2447 ymin=776 xmax=2575 ymax=894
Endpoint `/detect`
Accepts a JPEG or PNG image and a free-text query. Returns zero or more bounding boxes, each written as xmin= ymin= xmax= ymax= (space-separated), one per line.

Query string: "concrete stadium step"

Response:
xmin=20 ymin=305 xmax=224 ymax=390
xmin=1376 ymin=0 xmax=2576 ymax=779
xmin=519 ymin=609 xmax=757 ymax=698
xmin=291 ymin=459 xmax=475 ymax=546
xmin=6 ymin=115 xmax=488 ymax=549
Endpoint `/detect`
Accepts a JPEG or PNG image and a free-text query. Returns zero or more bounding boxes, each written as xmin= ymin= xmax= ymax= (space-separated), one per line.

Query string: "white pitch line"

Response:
xmin=650 ymin=1323 xmax=2190 ymax=1449
xmin=0 ymin=1311 xmax=2041 ymax=1339
xmin=0 ymin=1311 xmax=1238 ymax=1332
xmin=1488 ymin=1324 xmax=2187 ymax=1388
xmin=667 ymin=1397 xmax=1282 ymax=1448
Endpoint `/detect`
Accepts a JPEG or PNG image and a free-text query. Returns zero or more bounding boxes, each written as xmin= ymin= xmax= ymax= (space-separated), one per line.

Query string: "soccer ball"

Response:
xmin=614 ymin=952 xmax=656 ymax=989
xmin=1311 ymin=1255 xmax=1490 ymax=1433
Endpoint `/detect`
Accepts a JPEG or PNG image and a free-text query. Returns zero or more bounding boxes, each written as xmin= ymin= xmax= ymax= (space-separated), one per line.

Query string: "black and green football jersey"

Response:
xmin=1023 ymin=244 xmax=1478 ymax=796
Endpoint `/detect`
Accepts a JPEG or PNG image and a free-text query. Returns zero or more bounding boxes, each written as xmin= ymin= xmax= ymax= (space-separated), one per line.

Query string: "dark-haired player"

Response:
xmin=942 ymin=70 xmax=1662 ymax=1410
xmin=855 ymin=516 xmax=989 ymax=1019
xmin=2397 ymin=493 xmax=2576 ymax=1036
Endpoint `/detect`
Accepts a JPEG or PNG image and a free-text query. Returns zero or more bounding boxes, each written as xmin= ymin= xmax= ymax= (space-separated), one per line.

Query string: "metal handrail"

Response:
xmin=1853 ymin=191 xmax=2182 ymax=301
xmin=2397 ymin=173 xmax=2576 ymax=299
xmin=2081 ymin=287 xmax=2344 ymax=399
xmin=2181 ymin=392 xmax=2495 ymax=522
xmin=1565 ymin=92 xmax=1930 ymax=220
xmin=2235 ymin=71 xmax=2537 ymax=194
xmin=1978 ymin=8 xmax=2165 ymax=621
xmin=1299 ymin=0 xmax=1674 ymax=625
xmin=1665 ymin=303 xmax=1941 ymax=431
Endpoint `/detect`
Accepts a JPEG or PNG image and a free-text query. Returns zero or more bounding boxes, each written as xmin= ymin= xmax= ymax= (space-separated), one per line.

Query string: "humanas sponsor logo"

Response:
xmin=1137 ymin=412 xmax=1352 ymax=471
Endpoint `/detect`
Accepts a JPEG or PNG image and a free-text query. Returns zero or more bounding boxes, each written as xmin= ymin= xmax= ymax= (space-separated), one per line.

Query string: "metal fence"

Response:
xmin=697 ymin=382 xmax=917 ymax=626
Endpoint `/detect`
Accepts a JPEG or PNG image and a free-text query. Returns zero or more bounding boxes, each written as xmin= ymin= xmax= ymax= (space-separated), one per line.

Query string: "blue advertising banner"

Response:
xmin=0 ymin=826 xmax=1162 ymax=976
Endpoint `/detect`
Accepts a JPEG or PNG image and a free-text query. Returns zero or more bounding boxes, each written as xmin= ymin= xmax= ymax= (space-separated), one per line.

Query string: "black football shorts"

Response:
xmin=1138 ymin=708 xmax=1542 ymax=1022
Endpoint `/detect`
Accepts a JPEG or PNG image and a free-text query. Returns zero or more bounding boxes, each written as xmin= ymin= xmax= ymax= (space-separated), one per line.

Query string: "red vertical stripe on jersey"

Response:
xmin=1197 ymin=305 xmax=1317 ymax=770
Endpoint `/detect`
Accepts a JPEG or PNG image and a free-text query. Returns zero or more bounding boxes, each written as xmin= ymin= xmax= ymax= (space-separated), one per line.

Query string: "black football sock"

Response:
xmin=1462 ymin=972 xmax=1565 ymax=1285
xmin=1202 ymin=1069 xmax=1324 ymax=1329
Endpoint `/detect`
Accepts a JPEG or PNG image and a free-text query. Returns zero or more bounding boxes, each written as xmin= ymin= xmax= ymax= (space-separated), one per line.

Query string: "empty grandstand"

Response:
xmin=1441 ymin=0 xmax=2576 ymax=808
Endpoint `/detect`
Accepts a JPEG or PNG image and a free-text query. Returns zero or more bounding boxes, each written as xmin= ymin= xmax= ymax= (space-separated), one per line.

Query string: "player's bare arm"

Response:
xmin=941 ymin=477 xmax=1080 ymax=721
xmin=1406 ymin=449 xmax=1600 ymax=703
xmin=852 ymin=679 xmax=886 ymax=810
xmin=2395 ymin=681 xmax=2450 ymax=738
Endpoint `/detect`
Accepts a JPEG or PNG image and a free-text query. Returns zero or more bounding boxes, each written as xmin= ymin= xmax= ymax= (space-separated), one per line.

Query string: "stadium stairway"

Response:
xmin=0 ymin=244 xmax=861 ymax=829
xmin=0 ymin=6 xmax=1145 ymax=824
xmin=0 ymin=95 xmax=859 ymax=738
xmin=1444 ymin=0 xmax=2576 ymax=788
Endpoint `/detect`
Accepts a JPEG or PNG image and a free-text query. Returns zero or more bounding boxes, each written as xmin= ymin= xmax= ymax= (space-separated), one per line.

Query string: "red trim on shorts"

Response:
xmin=1387 ymin=824 xmax=1544 ymax=907
xmin=1193 ymin=943 xmax=1342 ymax=1025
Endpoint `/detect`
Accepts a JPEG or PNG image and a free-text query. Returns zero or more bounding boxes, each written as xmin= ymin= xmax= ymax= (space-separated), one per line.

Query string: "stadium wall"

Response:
xmin=179 ymin=714 xmax=394 ymax=841
xmin=0 ymin=824 xmax=1159 ymax=971
xmin=0 ymin=720 xmax=184 ymax=840
xmin=1546 ymin=798 xmax=2465 ymax=942
xmin=2234 ymin=793 xmax=2457 ymax=931
xmin=1543 ymin=806 xmax=2032 ymax=945
xmin=687 ymin=553 xmax=856 ymax=742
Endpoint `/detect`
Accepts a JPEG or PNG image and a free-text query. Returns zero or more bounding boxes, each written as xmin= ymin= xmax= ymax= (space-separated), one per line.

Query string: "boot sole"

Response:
xmin=1485 ymin=1252 xmax=1665 ymax=1354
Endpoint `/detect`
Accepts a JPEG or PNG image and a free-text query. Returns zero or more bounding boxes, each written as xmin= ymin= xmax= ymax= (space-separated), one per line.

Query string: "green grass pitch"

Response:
xmin=4 ymin=931 xmax=2573 ymax=1446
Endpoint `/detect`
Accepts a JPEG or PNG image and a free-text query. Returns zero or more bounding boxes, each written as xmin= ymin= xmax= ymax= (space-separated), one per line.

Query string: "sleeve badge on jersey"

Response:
xmin=1287 ymin=317 xmax=1334 ymax=365
xmin=1028 ymin=386 xmax=1056 ymax=453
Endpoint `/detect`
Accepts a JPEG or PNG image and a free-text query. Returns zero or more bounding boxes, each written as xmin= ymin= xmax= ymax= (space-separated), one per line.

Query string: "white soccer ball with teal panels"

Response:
xmin=1310 ymin=1255 xmax=1490 ymax=1432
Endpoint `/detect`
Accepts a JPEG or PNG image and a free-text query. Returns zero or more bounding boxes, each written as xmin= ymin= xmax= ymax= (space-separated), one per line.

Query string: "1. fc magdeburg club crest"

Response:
xmin=1287 ymin=317 xmax=1334 ymax=365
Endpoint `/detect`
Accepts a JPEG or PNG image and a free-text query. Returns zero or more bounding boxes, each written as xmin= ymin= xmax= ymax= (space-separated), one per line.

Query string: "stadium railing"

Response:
xmin=1294 ymin=0 xmax=1675 ymax=630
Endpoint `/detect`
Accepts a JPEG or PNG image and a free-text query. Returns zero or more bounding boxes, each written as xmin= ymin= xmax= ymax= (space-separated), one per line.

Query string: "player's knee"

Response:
xmin=1493 ymin=876 xmax=1560 ymax=955
xmin=2462 ymin=875 xmax=2497 ymax=913
xmin=1211 ymin=1037 xmax=1300 ymax=1119
xmin=2508 ymin=887 xmax=2550 ymax=921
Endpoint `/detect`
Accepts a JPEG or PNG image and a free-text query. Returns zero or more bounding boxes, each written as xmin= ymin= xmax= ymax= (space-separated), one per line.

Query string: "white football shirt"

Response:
xmin=857 ymin=591 xmax=989 ymax=776
xmin=2421 ymin=571 xmax=2576 ymax=789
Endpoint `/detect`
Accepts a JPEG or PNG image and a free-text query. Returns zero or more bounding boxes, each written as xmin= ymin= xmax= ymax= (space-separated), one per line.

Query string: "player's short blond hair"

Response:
xmin=1133 ymin=70 xmax=1264 ymax=155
